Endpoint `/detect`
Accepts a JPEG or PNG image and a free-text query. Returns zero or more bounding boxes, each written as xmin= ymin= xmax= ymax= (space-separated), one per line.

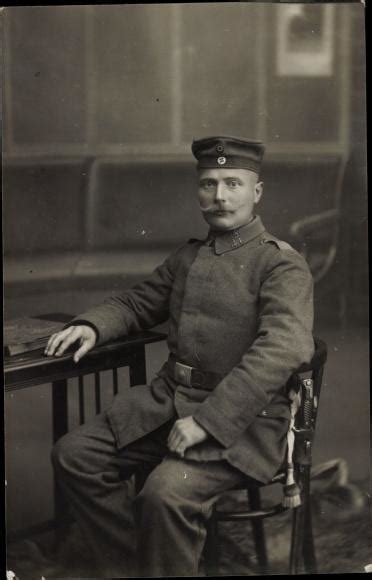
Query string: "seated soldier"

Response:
xmin=46 ymin=136 xmax=314 ymax=577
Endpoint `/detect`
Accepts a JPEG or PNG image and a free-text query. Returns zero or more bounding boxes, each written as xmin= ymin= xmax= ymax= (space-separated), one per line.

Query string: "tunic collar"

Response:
xmin=207 ymin=215 xmax=265 ymax=255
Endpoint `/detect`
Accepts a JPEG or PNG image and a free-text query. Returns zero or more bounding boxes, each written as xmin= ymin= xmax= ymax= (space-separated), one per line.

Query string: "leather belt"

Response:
xmin=167 ymin=355 xmax=221 ymax=390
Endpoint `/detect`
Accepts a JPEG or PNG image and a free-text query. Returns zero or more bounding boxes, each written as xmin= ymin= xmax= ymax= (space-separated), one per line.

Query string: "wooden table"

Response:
xmin=5 ymin=329 xmax=166 ymax=541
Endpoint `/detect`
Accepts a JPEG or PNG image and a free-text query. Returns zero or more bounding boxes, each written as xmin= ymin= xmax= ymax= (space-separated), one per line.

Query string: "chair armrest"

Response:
xmin=289 ymin=208 xmax=339 ymax=239
xmin=289 ymin=209 xmax=340 ymax=284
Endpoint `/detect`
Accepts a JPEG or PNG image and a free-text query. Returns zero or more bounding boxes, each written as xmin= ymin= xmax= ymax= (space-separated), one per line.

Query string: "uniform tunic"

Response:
xmin=72 ymin=215 xmax=314 ymax=484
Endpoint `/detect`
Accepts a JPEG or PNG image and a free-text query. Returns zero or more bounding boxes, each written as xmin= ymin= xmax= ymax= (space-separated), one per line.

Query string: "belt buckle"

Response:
xmin=174 ymin=362 xmax=193 ymax=387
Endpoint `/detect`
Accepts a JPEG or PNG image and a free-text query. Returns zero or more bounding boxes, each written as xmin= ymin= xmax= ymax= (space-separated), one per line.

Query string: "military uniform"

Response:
xmin=52 ymin=137 xmax=314 ymax=577
xmin=72 ymin=214 xmax=313 ymax=482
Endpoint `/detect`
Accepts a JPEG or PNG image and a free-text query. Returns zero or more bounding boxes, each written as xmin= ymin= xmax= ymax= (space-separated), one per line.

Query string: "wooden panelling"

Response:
xmin=3 ymin=158 xmax=88 ymax=254
xmin=93 ymin=4 xmax=174 ymax=143
xmin=2 ymin=3 xmax=355 ymax=156
xmin=180 ymin=3 xmax=259 ymax=141
xmin=7 ymin=6 xmax=87 ymax=145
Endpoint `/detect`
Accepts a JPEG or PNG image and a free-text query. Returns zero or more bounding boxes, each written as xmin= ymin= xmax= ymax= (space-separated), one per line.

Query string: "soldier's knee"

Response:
xmin=134 ymin=470 xmax=181 ymax=516
xmin=51 ymin=431 xmax=83 ymax=474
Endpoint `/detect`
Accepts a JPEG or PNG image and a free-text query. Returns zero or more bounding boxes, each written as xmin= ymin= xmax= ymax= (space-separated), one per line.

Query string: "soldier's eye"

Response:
xmin=201 ymin=180 xmax=215 ymax=190
xmin=229 ymin=180 xmax=239 ymax=188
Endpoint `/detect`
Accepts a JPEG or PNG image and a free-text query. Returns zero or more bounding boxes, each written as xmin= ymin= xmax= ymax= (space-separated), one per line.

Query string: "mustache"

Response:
xmin=199 ymin=203 xmax=245 ymax=213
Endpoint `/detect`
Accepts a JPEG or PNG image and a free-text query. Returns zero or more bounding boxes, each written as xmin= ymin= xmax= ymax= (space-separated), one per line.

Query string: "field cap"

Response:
xmin=192 ymin=135 xmax=265 ymax=174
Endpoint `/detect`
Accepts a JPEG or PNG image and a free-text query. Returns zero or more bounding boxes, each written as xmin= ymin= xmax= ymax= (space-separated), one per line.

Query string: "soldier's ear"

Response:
xmin=254 ymin=181 xmax=264 ymax=203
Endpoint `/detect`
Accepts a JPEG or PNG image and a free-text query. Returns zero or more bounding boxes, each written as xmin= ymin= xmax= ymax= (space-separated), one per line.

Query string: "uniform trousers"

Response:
xmin=51 ymin=410 xmax=255 ymax=577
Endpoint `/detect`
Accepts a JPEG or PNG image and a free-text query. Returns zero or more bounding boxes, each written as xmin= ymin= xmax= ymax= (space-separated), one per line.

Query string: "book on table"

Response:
xmin=4 ymin=313 xmax=73 ymax=357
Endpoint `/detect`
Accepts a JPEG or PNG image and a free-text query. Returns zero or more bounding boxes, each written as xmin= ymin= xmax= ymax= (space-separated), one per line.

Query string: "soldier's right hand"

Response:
xmin=44 ymin=325 xmax=97 ymax=363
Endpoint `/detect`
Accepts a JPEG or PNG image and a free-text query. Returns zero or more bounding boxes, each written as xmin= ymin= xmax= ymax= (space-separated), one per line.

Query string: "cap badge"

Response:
xmin=216 ymin=144 xmax=224 ymax=153
xmin=217 ymin=156 xmax=226 ymax=165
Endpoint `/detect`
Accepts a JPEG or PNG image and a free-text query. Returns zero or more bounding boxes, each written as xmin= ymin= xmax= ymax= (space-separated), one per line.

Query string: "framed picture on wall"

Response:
xmin=276 ymin=4 xmax=335 ymax=77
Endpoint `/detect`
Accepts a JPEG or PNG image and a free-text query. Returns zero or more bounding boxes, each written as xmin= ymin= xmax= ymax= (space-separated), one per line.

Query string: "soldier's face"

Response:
xmin=198 ymin=168 xmax=263 ymax=231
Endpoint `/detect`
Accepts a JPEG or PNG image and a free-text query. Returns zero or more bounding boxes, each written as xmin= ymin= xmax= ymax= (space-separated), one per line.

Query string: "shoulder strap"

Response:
xmin=261 ymin=234 xmax=294 ymax=252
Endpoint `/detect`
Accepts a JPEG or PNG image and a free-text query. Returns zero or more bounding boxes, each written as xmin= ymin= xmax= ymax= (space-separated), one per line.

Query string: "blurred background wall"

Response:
xmin=2 ymin=3 xmax=368 ymax=534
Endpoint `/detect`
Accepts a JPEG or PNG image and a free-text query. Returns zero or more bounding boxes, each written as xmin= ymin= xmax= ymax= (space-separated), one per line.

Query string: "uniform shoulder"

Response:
xmin=260 ymin=233 xmax=297 ymax=253
xmin=168 ymin=239 xmax=203 ymax=265
xmin=165 ymin=238 xmax=202 ymax=274
xmin=259 ymin=232 xmax=312 ymax=276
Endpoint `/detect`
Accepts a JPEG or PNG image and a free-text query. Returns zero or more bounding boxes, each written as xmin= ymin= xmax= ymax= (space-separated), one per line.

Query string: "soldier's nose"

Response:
xmin=215 ymin=184 xmax=226 ymax=202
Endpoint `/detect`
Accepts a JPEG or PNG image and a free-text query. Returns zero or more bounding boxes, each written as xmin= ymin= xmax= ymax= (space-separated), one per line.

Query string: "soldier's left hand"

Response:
xmin=167 ymin=416 xmax=209 ymax=457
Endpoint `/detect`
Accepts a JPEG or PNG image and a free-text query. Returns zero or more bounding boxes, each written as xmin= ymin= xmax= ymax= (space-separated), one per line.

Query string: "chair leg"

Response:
xmin=248 ymin=488 xmax=269 ymax=575
xmin=204 ymin=508 xmax=220 ymax=577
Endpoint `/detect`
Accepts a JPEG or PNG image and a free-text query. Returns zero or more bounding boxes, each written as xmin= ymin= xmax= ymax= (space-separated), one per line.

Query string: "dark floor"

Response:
xmin=5 ymin=480 xmax=371 ymax=578
xmin=216 ymin=487 xmax=371 ymax=576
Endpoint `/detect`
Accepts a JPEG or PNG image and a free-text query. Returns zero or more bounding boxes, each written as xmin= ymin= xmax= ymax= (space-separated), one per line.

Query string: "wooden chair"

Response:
xmin=203 ymin=337 xmax=327 ymax=576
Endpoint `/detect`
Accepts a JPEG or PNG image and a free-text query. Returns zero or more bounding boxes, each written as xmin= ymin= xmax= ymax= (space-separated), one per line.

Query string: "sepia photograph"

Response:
xmin=3 ymin=1 xmax=369 ymax=577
